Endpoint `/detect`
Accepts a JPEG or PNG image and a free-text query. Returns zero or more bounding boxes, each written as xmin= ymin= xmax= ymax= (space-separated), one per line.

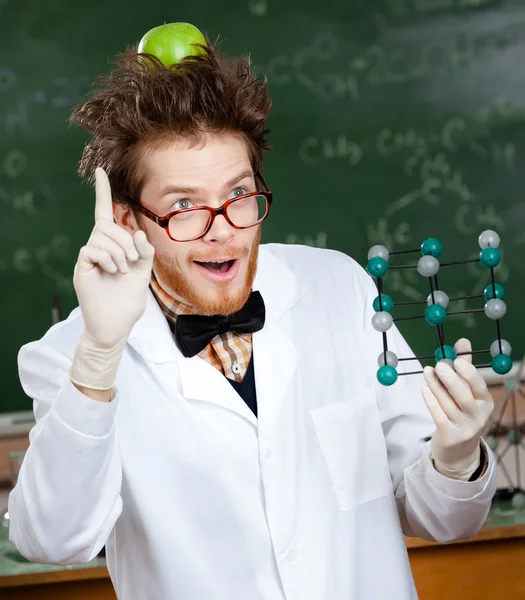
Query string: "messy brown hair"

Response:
xmin=70 ymin=41 xmax=272 ymax=205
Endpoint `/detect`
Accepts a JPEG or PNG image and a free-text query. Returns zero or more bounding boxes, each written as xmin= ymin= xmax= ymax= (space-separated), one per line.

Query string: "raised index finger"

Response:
xmin=94 ymin=167 xmax=114 ymax=222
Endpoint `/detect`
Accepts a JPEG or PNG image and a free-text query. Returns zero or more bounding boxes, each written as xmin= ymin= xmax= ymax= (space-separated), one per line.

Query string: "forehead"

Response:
xmin=140 ymin=134 xmax=253 ymax=192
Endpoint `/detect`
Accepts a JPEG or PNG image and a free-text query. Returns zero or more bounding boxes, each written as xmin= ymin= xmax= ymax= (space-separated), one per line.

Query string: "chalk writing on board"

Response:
xmin=0 ymin=67 xmax=16 ymax=93
xmin=266 ymin=23 xmax=521 ymax=103
xmin=299 ymin=135 xmax=363 ymax=167
xmin=248 ymin=0 xmax=267 ymax=16
xmin=0 ymin=150 xmax=55 ymax=215
xmin=0 ymin=150 xmax=33 ymax=214
xmin=3 ymin=149 xmax=26 ymax=178
xmin=299 ymin=95 xmax=524 ymax=168
xmin=299 ymin=132 xmax=514 ymax=171
xmin=264 ymin=33 xmax=359 ymax=103
xmin=385 ymin=154 xmax=476 ymax=218
xmin=1 ymin=235 xmax=72 ymax=291
xmin=4 ymin=100 xmax=29 ymax=134
xmin=490 ymin=143 xmax=516 ymax=171
xmin=341 ymin=86 xmax=521 ymax=326
xmin=31 ymin=75 xmax=90 ymax=111
xmin=454 ymin=204 xmax=506 ymax=237
xmin=366 ymin=219 xmax=411 ymax=251
xmin=0 ymin=188 xmax=37 ymax=215
xmin=51 ymin=75 xmax=90 ymax=109
xmin=349 ymin=29 xmax=517 ymax=88
xmin=285 ymin=232 xmax=328 ymax=248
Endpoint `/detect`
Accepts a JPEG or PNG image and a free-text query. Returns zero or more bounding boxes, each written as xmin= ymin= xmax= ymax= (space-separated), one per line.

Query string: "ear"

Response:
xmin=113 ymin=202 xmax=140 ymax=236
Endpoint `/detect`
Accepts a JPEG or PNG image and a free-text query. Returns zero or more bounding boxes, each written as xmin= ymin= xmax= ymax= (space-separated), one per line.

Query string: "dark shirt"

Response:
xmin=227 ymin=355 xmax=257 ymax=417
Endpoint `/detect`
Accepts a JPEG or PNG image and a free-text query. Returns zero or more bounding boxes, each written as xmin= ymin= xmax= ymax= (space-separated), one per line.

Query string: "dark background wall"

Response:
xmin=1 ymin=0 xmax=524 ymax=412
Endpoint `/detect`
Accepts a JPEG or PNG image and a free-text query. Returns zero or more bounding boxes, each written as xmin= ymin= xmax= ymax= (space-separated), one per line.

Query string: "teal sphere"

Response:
xmin=421 ymin=238 xmax=443 ymax=257
xmin=479 ymin=247 xmax=501 ymax=268
xmin=434 ymin=345 xmax=457 ymax=362
xmin=373 ymin=294 xmax=394 ymax=313
xmin=366 ymin=257 xmax=389 ymax=278
xmin=492 ymin=353 xmax=512 ymax=375
xmin=425 ymin=304 xmax=447 ymax=326
xmin=484 ymin=283 xmax=506 ymax=301
xmin=377 ymin=365 xmax=398 ymax=386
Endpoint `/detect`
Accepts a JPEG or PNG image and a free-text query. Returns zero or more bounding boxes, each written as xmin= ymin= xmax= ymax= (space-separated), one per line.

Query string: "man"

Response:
xmin=9 ymin=40 xmax=496 ymax=600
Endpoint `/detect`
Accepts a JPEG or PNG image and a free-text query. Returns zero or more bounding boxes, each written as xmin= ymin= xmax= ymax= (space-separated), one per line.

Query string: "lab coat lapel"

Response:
xmin=127 ymin=291 xmax=180 ymax=364
xmin=127 ymin=246 xmax=302 ymax=431
xmin=129 ymin=291 xmax=258 ymax=423
xmin=252 ymin=247 xmax=302 ymax=443
xmin=177 ymin=357 xmax=258 ymax=425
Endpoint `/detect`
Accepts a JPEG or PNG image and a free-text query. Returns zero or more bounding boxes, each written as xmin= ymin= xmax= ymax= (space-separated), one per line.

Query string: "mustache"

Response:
xmin=189 ymin=247 xmax=250 ymax=262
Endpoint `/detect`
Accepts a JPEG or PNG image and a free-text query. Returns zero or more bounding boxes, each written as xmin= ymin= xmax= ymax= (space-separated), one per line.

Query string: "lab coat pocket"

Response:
xmin=311 ymin=389 xmax=393 ymax=511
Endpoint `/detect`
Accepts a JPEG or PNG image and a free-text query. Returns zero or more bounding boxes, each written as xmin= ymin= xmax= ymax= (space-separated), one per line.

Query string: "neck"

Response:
xmin=151 ymin=269 xmax=197 ymax=314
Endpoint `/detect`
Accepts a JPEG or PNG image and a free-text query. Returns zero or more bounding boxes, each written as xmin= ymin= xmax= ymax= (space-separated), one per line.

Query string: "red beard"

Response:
xmin=153 ymin=228 xmax=261 ymax=316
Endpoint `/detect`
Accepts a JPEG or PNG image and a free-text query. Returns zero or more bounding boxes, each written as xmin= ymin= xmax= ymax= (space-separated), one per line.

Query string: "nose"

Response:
xmin=203 ymin=210 xmax=235 ymax=244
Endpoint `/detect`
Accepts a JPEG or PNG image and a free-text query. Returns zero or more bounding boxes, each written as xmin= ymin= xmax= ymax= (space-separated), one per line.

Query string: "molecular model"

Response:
xmin=366 ymin=230 xmax=512 ymax=386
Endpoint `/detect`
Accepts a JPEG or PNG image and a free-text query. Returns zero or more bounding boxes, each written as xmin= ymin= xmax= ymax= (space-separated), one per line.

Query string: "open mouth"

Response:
xmin=194 ymin=259 xmax=237 ymax=273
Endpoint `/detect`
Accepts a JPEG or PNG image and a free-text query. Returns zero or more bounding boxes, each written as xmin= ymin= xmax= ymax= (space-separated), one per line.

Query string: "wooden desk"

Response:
xmin=0 ymin=566 xmax=115 ymax=599
xmin=1 ymin=511 xmax=524 ymax=599
xmin=407 ymin=524 xmax=525 ymax=599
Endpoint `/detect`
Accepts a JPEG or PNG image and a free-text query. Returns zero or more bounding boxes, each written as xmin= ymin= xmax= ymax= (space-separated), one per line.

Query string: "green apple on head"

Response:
xmin=138 ymin=22 xmax=208 ymax=67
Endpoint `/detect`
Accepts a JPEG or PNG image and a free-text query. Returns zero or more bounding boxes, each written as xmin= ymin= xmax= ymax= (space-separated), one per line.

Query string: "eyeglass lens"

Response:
xmin=168 ymin=194 xmax=268 ymax=241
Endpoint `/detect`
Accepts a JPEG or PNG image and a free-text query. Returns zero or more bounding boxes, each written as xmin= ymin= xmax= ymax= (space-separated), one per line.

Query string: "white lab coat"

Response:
xmin=10 ymin=243 xmax=496 ymax=600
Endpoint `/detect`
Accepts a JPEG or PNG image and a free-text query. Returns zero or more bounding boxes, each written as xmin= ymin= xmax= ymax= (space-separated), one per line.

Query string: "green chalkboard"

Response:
xmin=1 ymin=0 xmax=525 ymax=413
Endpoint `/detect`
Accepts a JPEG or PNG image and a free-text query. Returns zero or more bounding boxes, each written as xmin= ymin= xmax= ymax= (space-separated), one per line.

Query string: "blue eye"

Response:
xmin=173 ymin=199 xmax=192 ymax=210
xmin=232 ymin=187 xmax=247 ymax=198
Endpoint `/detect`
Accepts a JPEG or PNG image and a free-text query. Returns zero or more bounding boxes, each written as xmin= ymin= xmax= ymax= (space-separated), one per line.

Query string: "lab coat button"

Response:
xmin=285 ymin=548 xmax=298 ymax=561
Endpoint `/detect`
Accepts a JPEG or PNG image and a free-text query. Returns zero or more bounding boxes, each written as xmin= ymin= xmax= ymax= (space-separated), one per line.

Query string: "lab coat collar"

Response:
xmin=128 ymin=245 xmax=302 ymax=431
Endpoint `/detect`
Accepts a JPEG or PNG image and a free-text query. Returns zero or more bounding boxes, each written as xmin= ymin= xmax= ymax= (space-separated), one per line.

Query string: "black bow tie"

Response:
xmin=174 ymin=291 xmax=266 ymax=358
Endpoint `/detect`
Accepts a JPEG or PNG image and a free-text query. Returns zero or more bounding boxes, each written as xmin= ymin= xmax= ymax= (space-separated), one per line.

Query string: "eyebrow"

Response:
xmin=159 ymin=169 xmax=254 ymax=197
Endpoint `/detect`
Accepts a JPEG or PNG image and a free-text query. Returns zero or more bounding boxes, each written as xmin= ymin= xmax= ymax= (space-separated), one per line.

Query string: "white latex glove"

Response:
xmin=422 ymin=338 xmax=494 ymax=481
xmin=69 ymin=167 xmax=155 ymax=390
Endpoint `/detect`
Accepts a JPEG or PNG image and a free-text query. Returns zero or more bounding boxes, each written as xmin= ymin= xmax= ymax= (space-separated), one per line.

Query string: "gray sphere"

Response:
xmin=417 ymin=255 xmax=440 ymax=277
xmin=367 ymin=245 xmax=389 ymax=261
xmin=478 ymin=229 xmax=501 ymax=249
xmin=490 ymin=339 xmax=512 ymax=357
xmin=512 ymin=493 xmax=525 ymax=510
xmin=371 ymin=312 xmax=394 ymax=332
xmin=377 ymin=350 xmax=399 ymax=368
xmin=484 ymin=435 xmax=499 ymax=451
xmin=485 ymin=299 xmax=507 ymax=320
xmin=427 ymin=290 xmax=449 ymax=309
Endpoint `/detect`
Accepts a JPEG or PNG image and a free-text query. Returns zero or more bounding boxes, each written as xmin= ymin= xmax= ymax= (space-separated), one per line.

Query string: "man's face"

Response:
xmin=115 ymin=134 xmax=261 ymax=316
